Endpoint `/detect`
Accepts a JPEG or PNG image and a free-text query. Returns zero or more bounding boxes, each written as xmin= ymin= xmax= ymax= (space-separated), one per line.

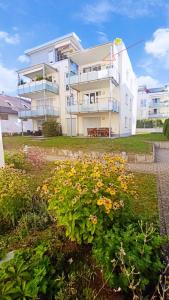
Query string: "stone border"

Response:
xmin=42 ymin=147 xmax=155 ymax=163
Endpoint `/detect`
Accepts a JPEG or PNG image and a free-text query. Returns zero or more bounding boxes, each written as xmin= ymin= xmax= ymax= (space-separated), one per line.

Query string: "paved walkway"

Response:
xmin=128 ymin=147 xmax=169 ymax=237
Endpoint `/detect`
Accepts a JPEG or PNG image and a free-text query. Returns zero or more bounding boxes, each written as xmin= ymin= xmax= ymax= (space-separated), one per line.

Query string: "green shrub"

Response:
xmin=42 ymin=120 xmax=62 ymax=137
xmin=0 ymin=167 xmax=32 ymax=229
xmin=40 ymin=155 xmax=133 ymax=244
xmin=5 ymin=151 xmax=28 ymax=170
xmin=92 ymin=221 xmax=165 ymax=298
xmin=163 ymin=118 xmax=169 ymax=138
xmin=0 ymin=244 xmax=55 ymax=300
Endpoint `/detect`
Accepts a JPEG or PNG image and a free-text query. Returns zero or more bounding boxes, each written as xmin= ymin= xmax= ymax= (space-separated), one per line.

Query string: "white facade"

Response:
xmin=1 ymin=114 xmax=33 ymax=134
xmin=18 ymin=32 xmax=137 ymax=137
xmin=137 ymin=85 xmax=169 ymax=121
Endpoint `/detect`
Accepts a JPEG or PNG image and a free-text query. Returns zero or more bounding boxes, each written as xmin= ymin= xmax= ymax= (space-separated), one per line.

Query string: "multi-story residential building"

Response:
xmin=137 ymin=85 xmax=169 ymax=121
xmin=18 ymin=32 xmax=137 ymax=137
xmin=0 ymin=93 xmax=33 ymax=134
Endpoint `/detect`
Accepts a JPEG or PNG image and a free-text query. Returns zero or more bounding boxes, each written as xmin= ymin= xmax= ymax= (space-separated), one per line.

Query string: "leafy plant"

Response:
xmin=40 ymin=155 xmax=134 ymax=243
xmin=163 ymin=119 xmax=169 ymax=139
xmin=0 ymin=244 xmax=54 ymax=300
xmin=42 ymin=120 xmax=62 ymax=137
xmin=0 ymin=167 xmax=32 ymax=230
xmin=5 ymin=151 xmax=28 ymax=170
xmin=92 ymin=221 xmax=165 ymax=299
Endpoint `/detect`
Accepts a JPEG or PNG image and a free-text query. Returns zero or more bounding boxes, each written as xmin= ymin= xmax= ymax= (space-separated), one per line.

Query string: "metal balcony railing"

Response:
xmin=18 ymin=106 xmax=60 ymax=118
xmin=66 ymin=65 xmax=120 ymax=86
xmin=66 ymin=98 xmax=119 ymax=114
xmin=18 ymin=79 xmax=59 ymax=95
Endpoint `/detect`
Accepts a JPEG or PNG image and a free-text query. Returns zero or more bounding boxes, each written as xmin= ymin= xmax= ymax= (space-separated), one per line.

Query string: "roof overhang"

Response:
xmin=17 ymin=63 xmax=57 ymax=79
xmin=69 ymin=43 xmax=113 ymax=65
xmin=25 ymin=32 xmax=83 ymax=55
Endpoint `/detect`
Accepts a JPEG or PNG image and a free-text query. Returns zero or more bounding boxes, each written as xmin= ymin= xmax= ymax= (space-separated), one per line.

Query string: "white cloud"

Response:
xmin=0 ymin=64 xmax=17 ymax=94
xmin=79 ymin=0 xmax=165 ymax=24
xmin=79 ymin=1 xmax=112 ymax=24
xmin=144 ymin=28 xmax=169 ymax=69
xmin=137 ymin=75 xmax=161 ymax=88
xmin=97 ymin=31 xmax=109 ymax=43
xmin=0 ymin=31 xmax=20 ymax=44
xmin=145 ymin=28 xmax=169 ymax=58
xmin=18 ymin=54 xmax=29 ymax=64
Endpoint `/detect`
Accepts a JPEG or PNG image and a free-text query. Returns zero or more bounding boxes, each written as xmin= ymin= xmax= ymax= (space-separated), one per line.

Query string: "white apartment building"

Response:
xmin=18 ymin=32 xmax=137 ymax=137
xmin=137 ymin=85 xmax=169 ymax=121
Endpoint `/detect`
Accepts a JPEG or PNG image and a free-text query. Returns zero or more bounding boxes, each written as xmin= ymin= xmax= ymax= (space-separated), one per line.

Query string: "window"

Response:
xmin=83 ymin=67 xmax=91 ymax=73
xmin=125 ymin=116 xmax=128 ymax=128
xmin=5 ymin=101 xmax=12 ymax=107
xmin=66 ymin=85 xmax=69 ymax=91
xmin=92 ymin=65 xmax=101 ymax=71
xmin=90 ymin=93 xmax=96 ymax=104
xmin=125 ymin=93 xmax=128 ymax=105
xmin=154 ymin=108 xmax=158 ymax=114
xmin=48 ymin=50 xmax=54 ymax=63
xmin=23 ymin=118 xmax=28 ymax=121
xmin=1 ymin=114 xmax=8 ymax=120
xmin=152 ymin=98 xmax=160 ymax=104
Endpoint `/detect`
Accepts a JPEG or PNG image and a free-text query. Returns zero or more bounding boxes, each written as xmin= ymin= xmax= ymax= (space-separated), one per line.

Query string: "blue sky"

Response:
xmin=0 ymin=0 xmax=169 ymax=94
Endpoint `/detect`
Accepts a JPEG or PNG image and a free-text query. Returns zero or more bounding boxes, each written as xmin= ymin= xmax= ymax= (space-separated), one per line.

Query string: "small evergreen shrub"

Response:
xmin=42 ymin=120 xmax=62 ymax=137
xmin=163 ymin=118 xmax=169 ymax=139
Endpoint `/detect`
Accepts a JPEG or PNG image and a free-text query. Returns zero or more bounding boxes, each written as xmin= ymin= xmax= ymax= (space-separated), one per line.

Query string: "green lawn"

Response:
xmin=2 ymin=133 xmax=167 ymax=154
xmin=132 ymin=172 xmax=158 ymax=219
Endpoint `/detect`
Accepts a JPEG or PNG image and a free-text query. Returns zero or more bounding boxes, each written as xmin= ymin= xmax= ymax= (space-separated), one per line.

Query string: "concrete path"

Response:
xmin=128 ymin=147 xmax=169 ymax=237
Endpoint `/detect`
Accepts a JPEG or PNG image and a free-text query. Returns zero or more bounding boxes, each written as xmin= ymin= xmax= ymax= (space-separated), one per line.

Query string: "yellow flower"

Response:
xmin=96 ymin=181 xmax=103 ymax=188
xmin=106 ymin=187 xmax=116 ymax=196
xmin=97 ymin=198 xmax=104 ymax=206
xmin=89 ymin=215 xmax=97 ymax=224
xmin=113 ymin=202 xmax=120 ymax=210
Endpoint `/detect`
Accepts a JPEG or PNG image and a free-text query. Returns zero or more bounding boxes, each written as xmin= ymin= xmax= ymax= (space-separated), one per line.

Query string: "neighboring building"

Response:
xmin=137 ymin=85 xmax=169 ymax=121
xmin=0 ymin=94 xmax=33 ymax=134
xmin=17 ymin=32 xmax=137 ymax=137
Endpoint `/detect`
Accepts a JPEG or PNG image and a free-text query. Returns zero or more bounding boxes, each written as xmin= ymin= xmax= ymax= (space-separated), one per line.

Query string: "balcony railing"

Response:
xmin=18 ymin=79 xmax=59 ymax=96
xmin=67 ymin=98 xmax=119 ymax=114
xmin=66 ymin=65 xmax=120 ymax=86
xmin=148 ymin=113 xmax=169 ymax=118
xmin=18 ymin=106 xmax=59 ymax=118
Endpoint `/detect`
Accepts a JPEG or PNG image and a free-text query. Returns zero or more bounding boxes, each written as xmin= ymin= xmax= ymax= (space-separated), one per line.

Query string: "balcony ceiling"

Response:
xmin=69 ymin=43 xmax=113 ymax=65
xmin=70 ymin=79 xmax=110 ymax=92
xmin=18 ymin=63 xmax=58 ymax=79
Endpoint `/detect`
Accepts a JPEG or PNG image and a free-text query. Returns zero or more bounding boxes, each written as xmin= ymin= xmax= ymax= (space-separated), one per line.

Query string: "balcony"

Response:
xmin=18 ymin=79 xmax=59 ymax=97
xmin=67 ymin=66 xmax=120 ymax=88
xmin=18 ymin=106 xmax=59 ymax=118
xmin=66 ymin=98 xmax=119 ymax=114
xmin=148 ymin=113 xmax=169 ymax=118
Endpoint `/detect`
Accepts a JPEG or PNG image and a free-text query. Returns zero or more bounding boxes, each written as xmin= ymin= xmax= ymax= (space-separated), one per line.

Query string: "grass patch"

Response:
xmin=132 ymin=172 xmax=158 ymax=219
xmin=2 ymin=133 xmax=167 ymax=154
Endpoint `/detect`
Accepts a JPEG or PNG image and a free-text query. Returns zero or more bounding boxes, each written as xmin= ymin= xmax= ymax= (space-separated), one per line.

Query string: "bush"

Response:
xmin=40 ymin=155 xmax=134 ymax=244
xmin=92 ymin=221 xmax=164 ymax=298
xmin=42 ymin=120 xmax=62 ymax=137
xmin=5 ymin=148 xmax=45 ymax=171
xmin=0 ymin=167 xmax=32 ymax=229
xmin=0 ymin=244 xmax=55 ymax=300
xmin=163 ymin=118 xmax=169 ymax=139
xmin=5 ymin=151 xmax=28 ymax=170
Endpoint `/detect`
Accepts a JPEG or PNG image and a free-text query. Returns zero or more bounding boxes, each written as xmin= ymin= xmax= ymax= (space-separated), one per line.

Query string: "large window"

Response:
xmin=48 ymin=50 xmax=54 ymax=64
xmin=84 ymin=91 xmax=101 ymax=104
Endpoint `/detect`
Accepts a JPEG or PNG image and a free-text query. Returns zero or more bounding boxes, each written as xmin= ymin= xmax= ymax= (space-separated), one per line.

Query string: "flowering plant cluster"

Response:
xmin=40 ymin=155 xmax=134 ymax=243
xmin=0 ymin=167 xmax=32 ymax=228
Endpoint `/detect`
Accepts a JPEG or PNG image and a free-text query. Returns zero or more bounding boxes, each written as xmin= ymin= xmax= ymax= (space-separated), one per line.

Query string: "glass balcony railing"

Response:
xmin=18 ymin=106 xmax=59 ymax=118
xmin=66 ymin=65 xmax=120 ymax=86
xmin=18 ymin=79 xmax=59 ymax=95
xmin=66 ymin=98 xmax=119 ymax=114
xmin=148 ymin=113 xmax=169 ymax=118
